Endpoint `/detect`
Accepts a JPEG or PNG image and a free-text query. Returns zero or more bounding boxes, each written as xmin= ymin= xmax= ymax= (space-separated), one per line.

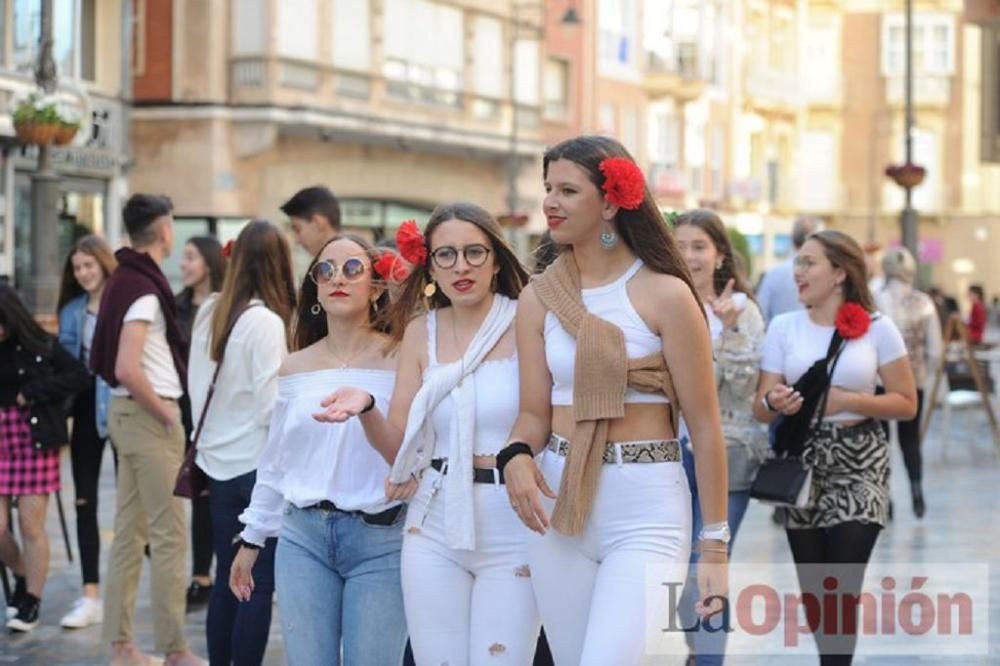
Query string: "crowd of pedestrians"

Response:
xmin=0 ymin=132 xmax=990 ymax=665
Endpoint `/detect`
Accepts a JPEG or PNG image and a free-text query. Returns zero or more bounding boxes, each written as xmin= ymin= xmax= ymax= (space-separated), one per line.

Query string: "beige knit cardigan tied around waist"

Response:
xmin=532 ymin=253 xmax=679 ymax=536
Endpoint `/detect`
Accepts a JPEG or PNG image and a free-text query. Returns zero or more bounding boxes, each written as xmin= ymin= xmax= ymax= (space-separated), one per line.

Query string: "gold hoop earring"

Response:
xmin=423 ymin=282 xmax=437 ymax=298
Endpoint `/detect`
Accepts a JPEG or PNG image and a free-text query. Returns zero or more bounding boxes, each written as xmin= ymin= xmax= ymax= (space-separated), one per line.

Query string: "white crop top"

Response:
xmin=545 ymin=259 xmax=670 ymax=406
xmin=424 ymin=311 xmax=520 ymax=458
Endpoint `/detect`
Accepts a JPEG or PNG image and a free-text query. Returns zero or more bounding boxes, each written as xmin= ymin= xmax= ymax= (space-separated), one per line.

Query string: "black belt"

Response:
xmin=305 ymin=500 xmax=404 ymax=526
xmin=430 ymin=458 xmax=505 ymax=484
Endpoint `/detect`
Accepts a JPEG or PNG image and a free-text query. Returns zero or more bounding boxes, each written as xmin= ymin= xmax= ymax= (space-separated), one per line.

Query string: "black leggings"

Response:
xmin=786 ymin=522 xmax=882 ymax=666
xmin=879 ymin=389 xmax=923 ymax=483
xmin=70 ymin=382 xmax=114 ymax=586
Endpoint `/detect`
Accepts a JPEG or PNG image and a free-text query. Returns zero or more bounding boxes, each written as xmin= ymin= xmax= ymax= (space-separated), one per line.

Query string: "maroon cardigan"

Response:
xmin=90 ymin=248 xmax=188 ymax=391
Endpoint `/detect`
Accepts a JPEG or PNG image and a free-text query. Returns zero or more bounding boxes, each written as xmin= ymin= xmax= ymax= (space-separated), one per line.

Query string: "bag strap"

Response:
xmin=191 ymin=302 xmax=261 ymax=450
xmin=811 ymin=330 xmax=848 ymax=429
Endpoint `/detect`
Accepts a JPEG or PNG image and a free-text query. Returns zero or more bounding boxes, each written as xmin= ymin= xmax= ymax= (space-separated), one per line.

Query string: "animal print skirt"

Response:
xmin=785 ymin=419 xmax=889 ymax=530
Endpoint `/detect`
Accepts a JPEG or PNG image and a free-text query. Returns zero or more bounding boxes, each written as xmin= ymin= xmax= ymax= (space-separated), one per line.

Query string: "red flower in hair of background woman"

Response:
xmin=598 ymin=157 xmax=646 ymax=210
xmin=221 ymin=239 xmax=235 ymax=258
xmin=373 ymin=252 xmax=411 ymax=283
xmin=835 ymin=302 xmax=871 ymax=339
xmin=395 ymin=220 xmax=427 ymax=266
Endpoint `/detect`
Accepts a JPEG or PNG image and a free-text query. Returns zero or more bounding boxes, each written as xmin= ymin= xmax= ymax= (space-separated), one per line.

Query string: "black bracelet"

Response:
xmin=235 ymin=538 xmax=262 ymax=551
xmin=496 ymin=442 xmax=533 ymax=473
xmin=359 ymin=393 xmax=376 ymax=415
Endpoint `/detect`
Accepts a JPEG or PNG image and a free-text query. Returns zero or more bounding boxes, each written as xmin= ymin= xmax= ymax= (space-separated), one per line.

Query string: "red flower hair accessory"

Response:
xmin=598 ymin=157 xmax=645 ymax=210
xmin=835 ymin=302 xmax=871 ymax=340
xmin=373 ymin=252 xmax=411 ymax=283
xmin=395 ymin=220 xmax=427 ymax=266
xmin=221 ymin=239 xmax=235 ymax=258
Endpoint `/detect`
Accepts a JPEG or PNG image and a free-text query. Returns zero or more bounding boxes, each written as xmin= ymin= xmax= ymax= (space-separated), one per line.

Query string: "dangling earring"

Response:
xmin=715 ymin=260 xmax=723 ymax=271
xmin=423 ymin=281 xmax=437 ymax=298
xmin=599 ymin=227 xmax=618 ymax=250
xmin=310 ymin=303 xmax=322 ymax=316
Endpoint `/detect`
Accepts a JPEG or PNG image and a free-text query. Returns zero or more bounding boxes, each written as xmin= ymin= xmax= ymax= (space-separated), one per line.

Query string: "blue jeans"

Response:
xmin=275 ymin=504 xmax=408 ymax=666
xmin=679 ymin=442 xmax=752 ymax=666
xmin=207 ymin=471 xmax=276 ymax=666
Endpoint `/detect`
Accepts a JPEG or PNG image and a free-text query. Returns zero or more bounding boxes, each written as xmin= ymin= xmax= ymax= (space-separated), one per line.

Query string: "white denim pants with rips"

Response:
xmin=402 ymin=465 xmax=541 ymax=665
xmin=528 ymin=446 xmax=693 ymax=666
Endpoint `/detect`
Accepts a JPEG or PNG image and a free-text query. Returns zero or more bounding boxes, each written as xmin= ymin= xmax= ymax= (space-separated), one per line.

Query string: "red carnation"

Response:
xmin=221 ymin=239 xmax=235 ymax=258
xmin=373 ymin=252 xmax=411 ymax=283
xmin=395 ymin=220 xmax=427 ymax=266
xmin=835 ymin=302 xmax=871 ymax=340
xmin=598 ymin=157 xmax=646 ymax=210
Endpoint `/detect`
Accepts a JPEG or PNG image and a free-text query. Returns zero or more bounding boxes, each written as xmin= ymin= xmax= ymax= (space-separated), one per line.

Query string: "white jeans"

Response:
xmin=529 ymin=447 xmax=692 ymax=666
xmin=402 ymin=467 xmax=541 ymax=665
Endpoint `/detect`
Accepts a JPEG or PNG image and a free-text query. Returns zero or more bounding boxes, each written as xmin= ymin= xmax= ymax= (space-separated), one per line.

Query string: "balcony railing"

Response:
xmin=646 ymin=50 xmax=702 ymax=80
xmin=885 ymin=75 xmax=951 ymax=106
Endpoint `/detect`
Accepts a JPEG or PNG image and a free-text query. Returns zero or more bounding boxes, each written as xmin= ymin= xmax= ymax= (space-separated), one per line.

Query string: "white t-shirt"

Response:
xmin=110 ymin=294 xmax=184 ymax=399
xmin=761 ymin=309 xmax=907 ymax=422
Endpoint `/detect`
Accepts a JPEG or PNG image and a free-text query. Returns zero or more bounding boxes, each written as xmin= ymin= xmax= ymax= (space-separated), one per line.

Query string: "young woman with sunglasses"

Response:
xmin=315 ymin=203 xmax=540 ymax=665
xmin=230 ymin=235 xmax=408 ymax=666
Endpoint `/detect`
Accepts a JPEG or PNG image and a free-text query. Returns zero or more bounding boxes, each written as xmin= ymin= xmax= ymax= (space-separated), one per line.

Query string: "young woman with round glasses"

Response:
xmin=314 ymin=203 xmax=542 ymax=665
xmin=230 ymin=235 xmax=410 ymax=666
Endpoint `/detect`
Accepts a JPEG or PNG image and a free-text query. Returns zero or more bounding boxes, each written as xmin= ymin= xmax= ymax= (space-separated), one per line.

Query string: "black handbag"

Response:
xmin=750 ymin=327 xmax=848 ymax=508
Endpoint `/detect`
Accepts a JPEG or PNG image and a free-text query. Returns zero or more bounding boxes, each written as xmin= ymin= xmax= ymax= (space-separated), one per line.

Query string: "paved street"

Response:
xmin=3 ymin=405 xmax=1000 ymax=665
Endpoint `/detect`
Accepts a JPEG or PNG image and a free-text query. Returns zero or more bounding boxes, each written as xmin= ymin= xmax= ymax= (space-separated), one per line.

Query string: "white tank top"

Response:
xmin=545 ymin=259 xmax=669 ymax=406
xmin=424 ymin=311 xmax=520 ymax=459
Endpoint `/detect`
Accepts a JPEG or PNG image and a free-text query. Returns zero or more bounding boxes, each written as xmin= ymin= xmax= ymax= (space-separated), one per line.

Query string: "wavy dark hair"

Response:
xmin=293 ymin=234 xmax=394 ymax=351
xmin=385 ymin=202 xmax=530 ymax=344
xmin=542 ymin=135 xmax=701 ymax=308
xmin=673 ymin=209 xmax=755 ymax=302
xmin=178 ymin=236 xmax=226 ymax=300
xmin=57 ymin=235 xmax=118 ymax=313
xmin=210 ymin=221 xmax=297 ymax=362
xmin=0 ymin=284 xmax=51 ymax=354
xmin=806 ymin=230 xmax=877 ymax=312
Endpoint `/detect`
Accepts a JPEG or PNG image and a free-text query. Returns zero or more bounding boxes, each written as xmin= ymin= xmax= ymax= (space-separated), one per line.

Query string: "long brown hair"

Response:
xmin=385 ymin=202 xmax=530 ymax=344
xmin=57 ymin=235 xmax=117 ymax=312
xmin=293 ymin=234 xmax=394 ymax=351
xmin=807 ymin=229 xmax=876 ymax=312
xmin=179 ymin=236 xmax=226 ymax=299
xmin=673 ymin=209 xmax=755 ymax=301
xmin=210 ymin=220 xmax=297 ymax=361
xmin=542 ymin=135 xmax=701 ymax=309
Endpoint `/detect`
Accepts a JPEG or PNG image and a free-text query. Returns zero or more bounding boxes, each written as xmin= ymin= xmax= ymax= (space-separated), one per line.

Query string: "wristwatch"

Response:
xmin=762 ymin=392 xmax=777 ymax=413
xmin=699 ymin=522 xmax=731 ymax=544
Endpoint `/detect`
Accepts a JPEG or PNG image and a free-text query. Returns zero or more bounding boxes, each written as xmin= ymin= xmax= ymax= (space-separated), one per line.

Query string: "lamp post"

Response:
xmin=504 ymin=2 xmax=580 ymax=235
xmin=900 ymin=0 xmax=918 ymax=258
xmin=28 ymin=0 xmax=62 ymax=315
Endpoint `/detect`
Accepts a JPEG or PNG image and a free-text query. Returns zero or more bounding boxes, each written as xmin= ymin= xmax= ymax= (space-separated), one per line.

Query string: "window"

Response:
xmin=231 ymin=0 xmax=267 ymax=55
xmin=383 ymin=0 xmax=464 ymax=107
xmin=599 ymin=103 xmax=616 ymax=134
xmin=981 ymin=25 xmax=1000 ymax=162
xmin=621 ymin=106 xmax=639 ymax=154
xmin=513 ymin=39 xmax=540 ymax=106
xmin=711 ymin=125 xmax=724 ymax=198
xmin=598 ymin=0 xmax=636 ymax=75
xmin=331 ymin=0 xmax=370 ymax=72
xmin=14 ymin=0 xmax=96 ymax=80
xmin=473 ymin=16 xmax=502 ymax=98
xmin=544 ymin=58 xmax=569 ymax=121
xmin=648 ymin=104 xmax=680 ymax=168
xmin=131 ymin=0 xmax=145 ymax=76
xmin=882 ymin=14 xmax=955 ymax=76
xmin=276 ymin=0 xmax=318 ymax=60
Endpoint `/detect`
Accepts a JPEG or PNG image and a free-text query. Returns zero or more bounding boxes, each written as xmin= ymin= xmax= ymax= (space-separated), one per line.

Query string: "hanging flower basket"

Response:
xmin=885 ymin=162 xmax=926 ymax=189
xmin=53 ymin=122 xmax=80 ymax=146
xmin=498 ymin=213 xmax=529 ymax=228
xmin=11 ymin=94 xmax=79 ymax=147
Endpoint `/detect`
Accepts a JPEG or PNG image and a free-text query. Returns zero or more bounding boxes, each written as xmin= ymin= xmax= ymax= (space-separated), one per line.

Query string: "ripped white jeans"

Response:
xmin=402 ymin=466 xmax=541 ymax=665
xmin=528 ymin=446 xmax=692 ymax=666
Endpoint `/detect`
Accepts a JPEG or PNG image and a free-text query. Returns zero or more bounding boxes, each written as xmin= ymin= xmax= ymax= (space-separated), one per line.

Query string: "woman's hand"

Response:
xmin=384 ymin=475 xmax=419 ymax=502
xmin=766 ymin=384 xmax=803 ymax=416
xmin=711 ymin=279 xmax=741 ymax=330
xmin=504 ymin=454 xmax=556 ymax=535
xmin=696 ymin=548 xmax=729 ymax=618
xmin=229 ymin=546 xmax=260 ymax=602
xmin=313 ymin=387 xmax=372 ymax=423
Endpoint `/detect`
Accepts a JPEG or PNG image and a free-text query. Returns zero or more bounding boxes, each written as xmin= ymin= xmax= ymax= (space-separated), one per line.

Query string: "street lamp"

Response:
xmin=900 ymin=0 xmax=918 ymax=258
xmin=504 ymin=2 xmax=580 ymax=231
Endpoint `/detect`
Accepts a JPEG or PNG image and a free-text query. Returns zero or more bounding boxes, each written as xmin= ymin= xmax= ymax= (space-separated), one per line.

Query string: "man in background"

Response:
xmin=280 ymin=185 xmax=341 ymax=257
xmin=756 ymin=216 xmax=823 ymax=324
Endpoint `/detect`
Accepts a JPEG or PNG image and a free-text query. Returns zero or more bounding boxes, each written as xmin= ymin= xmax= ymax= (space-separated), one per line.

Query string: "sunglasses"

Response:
xmin=309 ymin=257 xmax=368 ymax=285
xmin=429 ymin=244 xmax=492 ymax=270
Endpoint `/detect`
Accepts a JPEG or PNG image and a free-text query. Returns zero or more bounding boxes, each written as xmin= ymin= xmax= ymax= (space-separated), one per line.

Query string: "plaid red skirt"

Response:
xmin=0 ymin=405 xmax=60 ymax=496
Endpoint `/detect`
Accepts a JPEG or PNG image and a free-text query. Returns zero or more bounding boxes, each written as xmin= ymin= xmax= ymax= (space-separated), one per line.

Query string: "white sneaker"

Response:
xmin=5 ymin=605 xmax=16 ymax=620
xmin=59 ymin=596 xmax=103 ymax=629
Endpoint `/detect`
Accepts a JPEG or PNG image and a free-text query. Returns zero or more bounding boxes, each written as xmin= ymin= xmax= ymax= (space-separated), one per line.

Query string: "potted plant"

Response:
xmin=53 ymin=120 xmax=80 ymax=145
xmin=885 ymin=162 xmax=927 ymax=189
xmin=12 ymin=94 xmax=74 ymax=146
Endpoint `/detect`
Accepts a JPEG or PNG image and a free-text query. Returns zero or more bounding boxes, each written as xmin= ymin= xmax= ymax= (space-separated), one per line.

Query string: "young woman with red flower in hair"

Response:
xmin=314 ymin=204 xmax=542 ymax=665
xmin=753 ymin=229 xmax=917 ymax=665
xmin=498 ymin=135 xmax=729 ymax=665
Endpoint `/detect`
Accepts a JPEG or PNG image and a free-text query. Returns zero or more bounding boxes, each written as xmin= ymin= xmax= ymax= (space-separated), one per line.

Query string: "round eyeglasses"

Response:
xmin=309 ymin=257 xmax=367 ymax=285
xmin=429 ymin=244 xmax=492 ymax=270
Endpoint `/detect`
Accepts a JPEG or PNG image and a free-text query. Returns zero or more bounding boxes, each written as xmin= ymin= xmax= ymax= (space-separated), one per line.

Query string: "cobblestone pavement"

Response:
xmin=3 ymin=407 xmax=999 ymax=665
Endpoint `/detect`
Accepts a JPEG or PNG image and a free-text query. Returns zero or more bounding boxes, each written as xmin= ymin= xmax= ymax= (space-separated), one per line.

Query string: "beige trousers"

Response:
xmin=102 ymin=397 xmax=188 ymax=653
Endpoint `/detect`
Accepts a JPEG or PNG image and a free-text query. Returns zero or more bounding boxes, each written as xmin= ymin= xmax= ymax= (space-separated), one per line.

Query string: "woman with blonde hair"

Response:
xmin=56 ymin=235 xmax=118 ymax=629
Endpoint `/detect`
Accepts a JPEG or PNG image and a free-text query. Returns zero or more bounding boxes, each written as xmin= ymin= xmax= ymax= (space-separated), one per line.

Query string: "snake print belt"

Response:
xmin=546 ymin=433 xmax=681 ymax=464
